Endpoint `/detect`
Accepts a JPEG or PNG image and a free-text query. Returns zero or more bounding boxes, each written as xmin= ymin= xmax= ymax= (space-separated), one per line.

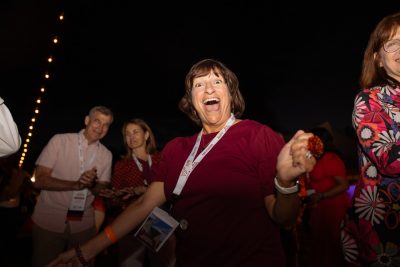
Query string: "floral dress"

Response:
xmin=341 ymin=83 xmax=400 ymax=267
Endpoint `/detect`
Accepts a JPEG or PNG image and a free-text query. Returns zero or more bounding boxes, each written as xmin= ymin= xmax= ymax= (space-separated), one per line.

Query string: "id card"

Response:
xmin=135 ymin=207 xmax=179 ymax=252
xmin=66 ymin=189 xmax=88 ymax=221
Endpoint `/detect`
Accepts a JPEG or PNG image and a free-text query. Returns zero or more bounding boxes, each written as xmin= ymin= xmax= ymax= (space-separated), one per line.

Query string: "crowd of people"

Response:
xmin=0 ymin=10 xmax=399 ymax=267
xmin=45 ymin=58 xmax=316 ymax=267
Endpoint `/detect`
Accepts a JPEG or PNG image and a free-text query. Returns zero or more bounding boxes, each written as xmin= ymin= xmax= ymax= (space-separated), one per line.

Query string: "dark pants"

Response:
xmin=32 ymin=222 xmax=95 ymax=267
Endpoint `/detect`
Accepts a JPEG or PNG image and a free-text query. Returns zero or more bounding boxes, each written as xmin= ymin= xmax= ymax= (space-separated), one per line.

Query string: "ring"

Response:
xmin=305 ymin=150 xmax=312 ymax=159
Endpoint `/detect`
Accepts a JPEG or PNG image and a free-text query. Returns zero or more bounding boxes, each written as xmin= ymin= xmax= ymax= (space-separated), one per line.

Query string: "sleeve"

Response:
xmin=151 ymin=138 xmax=180 ymax=183
xmin=97 ymin=150 xmax=112 ymax=183
xmin=253 ymin=125 xmax=285 ymax=196
xmin=112 ymin=160 xmax=126 ymax=189
xmin=353 ymin=89 xmax=400 ymax=177
xmin=147 ymin=153 xmax=162 ymax=184
xmin=35 ymin=134 xmax=61 ymax=169
xmin=0 ymin=97 xmax=21 ymax=157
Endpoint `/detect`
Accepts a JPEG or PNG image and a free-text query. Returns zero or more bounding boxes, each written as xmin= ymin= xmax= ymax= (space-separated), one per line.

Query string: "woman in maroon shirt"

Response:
xmin=48 ymin=59 xmax=317 ymax=267
xmin=301 ymin=127 xmax=349 ymax=267
xmin=103 ymin=118 xmax=174 ymax=267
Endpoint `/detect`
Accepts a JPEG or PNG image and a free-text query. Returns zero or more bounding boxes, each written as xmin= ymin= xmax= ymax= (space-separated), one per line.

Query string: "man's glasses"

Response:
xmin=383 ymin=39 xmax=400 ymax=53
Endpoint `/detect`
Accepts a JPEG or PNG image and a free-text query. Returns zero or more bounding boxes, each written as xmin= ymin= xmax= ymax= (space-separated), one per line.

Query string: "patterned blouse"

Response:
xmin=109 ymin=153 xmax=161 ymax=217
xmin=112 ymin=153 xmax=161 ymax=190
xmin=341 ymin=83 xmax=400 ymax=266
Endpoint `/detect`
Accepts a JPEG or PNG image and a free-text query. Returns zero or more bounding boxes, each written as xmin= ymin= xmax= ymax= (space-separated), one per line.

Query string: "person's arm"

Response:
xmin=91 ymin=152 xmax=113 ymax=195
xmin=355 ymin=91 xmax=400 ymax=176
xmin=0 ymin=97 xmax=21 ymax=157
xmin=307 ymin=175 xmax=349 ymax=204
xmin=33 ymin=165 xmax=97 ymax=191
xmin=308 ymin=153 xmax=348 ymax=204
xmin=265 ymin=130 xmax=316 ymax=226
xmin=46 ymin=181 xmax=166 ymax=267
xmin=90 ymin=181 xmax=109 ymax=195
xmin=322 ymin=174 xmax=348 ymax=198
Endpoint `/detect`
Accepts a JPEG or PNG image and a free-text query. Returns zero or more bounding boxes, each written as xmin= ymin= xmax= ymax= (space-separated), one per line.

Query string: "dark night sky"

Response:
xmin=1 ymin=1 xmax=399 ymax=172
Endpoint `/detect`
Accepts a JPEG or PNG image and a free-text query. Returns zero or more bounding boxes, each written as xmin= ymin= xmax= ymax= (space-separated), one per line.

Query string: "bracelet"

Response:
xmin=274 ymin=177 xmax=299 ymax=195
xmin=104 ymin=225 xmax=118 ymax=244
xmin=74 ymin=245 xmax=90 ymax=267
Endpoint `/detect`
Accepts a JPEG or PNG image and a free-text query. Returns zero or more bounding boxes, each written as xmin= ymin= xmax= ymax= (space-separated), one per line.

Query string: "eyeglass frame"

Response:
xmin=383 ymin=39 xmax=400 ymax=53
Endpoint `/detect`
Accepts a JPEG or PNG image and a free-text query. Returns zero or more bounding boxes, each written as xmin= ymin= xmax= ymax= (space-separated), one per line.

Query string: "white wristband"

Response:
xmin=274 ymin=177 xmax=299 ymax=195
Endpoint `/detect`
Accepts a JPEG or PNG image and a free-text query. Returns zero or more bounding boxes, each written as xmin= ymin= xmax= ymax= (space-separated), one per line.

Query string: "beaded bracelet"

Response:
xmin=74 ymin=244 xmax=90 ymax=267
xmin=274 ymin=177 xmax=299 ymax=195
xmin=104 ymin=225 xmax=118 ymax=244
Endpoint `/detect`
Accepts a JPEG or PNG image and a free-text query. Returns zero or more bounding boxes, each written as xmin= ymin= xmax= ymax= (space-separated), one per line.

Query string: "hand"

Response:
xmin=98 ymin=187 xmax=115 ymax=198
xmin=78 ymin=167 xmax=97 ymax=189
xmin=117 ymin=186 xmax=147 ymax=200
xmin=276 ymin=130 xmax=317 ymax=186
xmin=307 ymin=193 xmax=322 ymax=205
xmin=45 ymin=248 xmax=79 ymax=267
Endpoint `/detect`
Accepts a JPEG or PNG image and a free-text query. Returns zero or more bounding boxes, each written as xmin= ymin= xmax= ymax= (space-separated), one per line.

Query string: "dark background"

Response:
xmin=1 ymin=1 xmax=399 ymax=173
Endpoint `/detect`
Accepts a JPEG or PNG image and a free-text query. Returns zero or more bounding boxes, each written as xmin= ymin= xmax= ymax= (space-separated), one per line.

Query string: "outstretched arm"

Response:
xmin=265 ymin=130 xmax=316 ymax=226
xmin=46 ymin=181 xmax=166 ymax=267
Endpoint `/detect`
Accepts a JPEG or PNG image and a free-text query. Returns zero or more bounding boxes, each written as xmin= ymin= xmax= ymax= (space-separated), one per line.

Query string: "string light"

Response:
xmin=19 ymin=12 xmax=65 ymax=168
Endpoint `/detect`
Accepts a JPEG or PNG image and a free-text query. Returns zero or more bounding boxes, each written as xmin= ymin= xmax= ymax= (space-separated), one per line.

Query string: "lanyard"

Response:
xmin=78 ymin=134 xmax=99 ymax=175
xmin=172 ymin=113 xmax=235 ymax=195
xmin=132 ymin=153 xmax=152 ymax=172
xmin=67 ymin=133 xmax=99 ymax=219
xmin=132 ymin=153 xmax=152 ymax=185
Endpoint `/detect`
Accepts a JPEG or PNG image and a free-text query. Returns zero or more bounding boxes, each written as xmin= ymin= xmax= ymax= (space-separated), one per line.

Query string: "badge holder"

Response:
xmin=135 ymin=206 xmax=179 ymax=252
xmin=66 ymin=189 xmax=88 ymax=221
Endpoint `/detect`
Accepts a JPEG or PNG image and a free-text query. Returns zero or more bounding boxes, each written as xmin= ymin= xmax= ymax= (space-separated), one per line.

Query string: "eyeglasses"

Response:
xmin=383 ymin=39 xmax=400 ymax=53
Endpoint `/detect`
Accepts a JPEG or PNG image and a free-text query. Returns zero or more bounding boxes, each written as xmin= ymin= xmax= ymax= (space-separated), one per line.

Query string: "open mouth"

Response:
xmin=203 ymin=98 xmax=220 ymax=112
xmin=203 ymin=98 xmax=219 ymax=105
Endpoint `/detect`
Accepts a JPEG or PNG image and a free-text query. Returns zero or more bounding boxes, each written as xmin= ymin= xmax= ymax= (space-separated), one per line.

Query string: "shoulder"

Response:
xmin=237 ymin=119 xmax=276 ymax=132
xmin=98 ymin=142 xmax=111 ymax=152
xmin=231 ymin=120 xmax=285 ymax=155
xmin=114 ymin=157 xmax=130 ymax=168
xmin=356 ymin=84 xmax=400 ymax=100
xmin=320 ymin=152 xmax=346 ymax=169
xmin=98 ymin=143 xmax=112 ymax=157
xmin=151 ymin=152 xmax=162 ymax=162
xmin=322 ymin=151 xmax=342 ymax=161
xmin=161 ymin=134 xmax=196 ymax=156
xmin=51 ymin=132 xmax=75 ymax=140
xmin=47 ymin=133 xmax=77 ymax=145
xmin=165 ymin=135 xmax=195 ymax=148
xmin=236 ymin=120 xmax=283 ymax=141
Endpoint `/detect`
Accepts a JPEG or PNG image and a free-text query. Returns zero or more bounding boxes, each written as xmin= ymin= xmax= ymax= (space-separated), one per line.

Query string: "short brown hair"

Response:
xmin=179 ymin=59 xmax=245 ymax=125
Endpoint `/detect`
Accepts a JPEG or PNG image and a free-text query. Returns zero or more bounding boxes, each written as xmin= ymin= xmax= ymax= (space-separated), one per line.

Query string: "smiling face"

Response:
xmin=179 ymin=59 xmax=245 ymax=127
xmin=191 ymin=70 xmax=232 ymax=133
xmin=84 ymin=111 xmax=112 ymax=144
xmin=377 ymin=27 xmax=400 ymax=82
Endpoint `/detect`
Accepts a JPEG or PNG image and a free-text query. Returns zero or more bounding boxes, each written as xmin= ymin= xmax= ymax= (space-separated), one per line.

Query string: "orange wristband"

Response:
xmin=104 ymin=226 xmax=118 ymax=244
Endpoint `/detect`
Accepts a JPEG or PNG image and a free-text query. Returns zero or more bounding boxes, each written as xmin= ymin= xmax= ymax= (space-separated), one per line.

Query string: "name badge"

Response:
xmin=66 ymin=189 xmax=88 ymax=221
xmin=135 ymin=207 xmax=179 ymax=252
